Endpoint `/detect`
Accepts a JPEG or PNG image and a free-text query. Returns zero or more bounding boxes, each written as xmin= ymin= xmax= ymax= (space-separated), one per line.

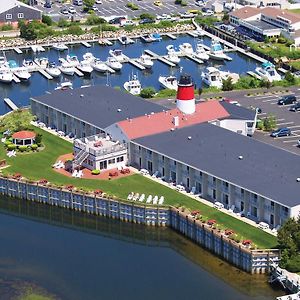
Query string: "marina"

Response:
xmin=0 ymin=33 xmax=260 ymax=115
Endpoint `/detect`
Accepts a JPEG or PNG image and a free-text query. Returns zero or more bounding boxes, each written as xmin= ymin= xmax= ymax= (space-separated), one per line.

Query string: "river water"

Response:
xmin=0 ymin=197 xmax=285 ymax=300
xmin=0 ymin=34 xmax=259 ymax=115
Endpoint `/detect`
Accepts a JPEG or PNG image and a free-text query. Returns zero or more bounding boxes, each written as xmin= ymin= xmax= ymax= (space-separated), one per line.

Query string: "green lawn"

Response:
xmin=0 ymin=127 xmax=277 ymax=249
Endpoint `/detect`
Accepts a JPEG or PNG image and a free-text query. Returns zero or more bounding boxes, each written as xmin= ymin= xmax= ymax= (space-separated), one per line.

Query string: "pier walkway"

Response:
xmin=144 ymin=50 xmax=176 ymax=67
xmin=4 ymin=98 xmax=18 ymax=111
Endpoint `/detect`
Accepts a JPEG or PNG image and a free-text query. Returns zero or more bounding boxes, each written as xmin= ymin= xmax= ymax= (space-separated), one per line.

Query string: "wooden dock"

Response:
xmin=81 ymin=41 xmax=91 ymax=48
xmin=99 ymin=38 xmax=113 ymax=46
xmin=128 ymin=59 xmax=145 ymax=70
xmin=187 ymin=31 xmax=198 ymax=38
xmin=185 ymin=54 xmax=203 ymax=64
xmin=13 ymin=47 xmax=22 ymax=54
xmin=12 ymin=75 xmax=21 ymax=83
xmin=144 ymin=50 xmax=176 ymax=67
xmin=247 ymin=71 xmax=262 ymax=80
xmin=165 ymin=33 xmax=177 ymax=40
xmin=74 ymin=68 xmax=84 ymax=77
xmin=4 ymin=98 xmax=18 ymax=111
xmin=38 ymin=69 xmax=53 ymax=80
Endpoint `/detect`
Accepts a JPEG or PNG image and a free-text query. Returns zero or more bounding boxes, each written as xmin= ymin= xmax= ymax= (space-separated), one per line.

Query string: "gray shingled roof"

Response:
xmin=219 ymin=101 xmax=256 ymax=120
xmin=31 ymin=85 xmax=163 ymax=130
xmin=133 ymin=123 xmax=300 ymax=207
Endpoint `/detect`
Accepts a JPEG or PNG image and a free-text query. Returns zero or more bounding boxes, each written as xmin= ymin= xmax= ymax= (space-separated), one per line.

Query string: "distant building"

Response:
xmin=230 ymin=6 xmax=300 ymax=44
xmin=0 ymin=0 xmax=42 ymax=28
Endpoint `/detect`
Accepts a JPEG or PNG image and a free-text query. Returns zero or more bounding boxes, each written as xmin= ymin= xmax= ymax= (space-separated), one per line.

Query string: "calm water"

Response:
xmin=0 ymin=197 xmax=285 ymax=300
xmin=0 ymin=35 xmax=259 ymax=115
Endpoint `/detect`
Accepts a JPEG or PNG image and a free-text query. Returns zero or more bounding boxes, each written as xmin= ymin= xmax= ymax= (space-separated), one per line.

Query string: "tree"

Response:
xmin=57 ymin=18 xmax=69 ymax=28
xmin=284 ymin=71 xmax=296 ymax=85
xmin=42 ymin=14 xmax=52 ymax=26
xmin=222 ymin=13 xmax=230 ymax=23
xmin=20 ymin=23 xmax=37 ymax=40
xmin=222 ymin=77 xmax=234 ymax=91
xmin=0 ymin=110 xmax=34 ymax=133
xmin=140 ymin=87 xmax=156 ymax=98
xmin=86 ymin=14 xmax=106 ymax=25
xmin=263 ymin=114 xmax=276 ymax=131
xmin=140 ymin=13 xmax=155 ymax=20
xmin=83 ymin=0 xmax=95 ymax=10
xmin=260 ymin=79 xmax=272 ymax=89
xmin=35 ymin=133 xmax=43 ymax=146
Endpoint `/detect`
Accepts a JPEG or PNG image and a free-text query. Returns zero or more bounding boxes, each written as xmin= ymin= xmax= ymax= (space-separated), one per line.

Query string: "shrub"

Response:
xmin=156 ymin=88 xmax=177 ymax=98
xmin=86 ymin=15 xmax=107 ymax=25
xmin=35 ymin=133 xmax=42 ymax=146
xmin=1 ymin=24 xmax=13 ymax=31
xmin=263 ymin=114 xmax=277 ymax=131
xmin=92 ymin=169 xmax=100 ymax=175
xmin=7 ymin=144 xmax=16 ymax=151
xmin=222 ymin=77 xmax=234 ymax=91
xmin=4 ymin=140 xmax=12 ymax=147
xmin=57 ymin=18 xmax=69 ymax=28
xmin=42 ymin=15 xmax=53 ymax=26
xmin=140 ymin=87 xmax=156 ymax=98
xmin=126 ymin=2 xmax=139 ymax=10
xmin=67 ymin=25 xmax=84 ymax=36
xmin=285 ymin=255 xmax=300 ymax=273
xmin=31 ymin=144 xmax=38 ymax=151
xmin=18 ymin=145 xmax=27 ymax=152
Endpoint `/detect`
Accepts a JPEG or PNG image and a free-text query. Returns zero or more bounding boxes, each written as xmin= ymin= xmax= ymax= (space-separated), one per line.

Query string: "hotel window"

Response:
xmin=108 ymin=158 xmax=115 ymax=164
xmin=18 ymin=13 xmax=24 ymax=19
xmin=213 ymin=177 xmax=216 ymax=183
xmin=116 ymin=156 xmax=124 ymax=163
xmin=6 ymin=14 xmax=12 ymax=20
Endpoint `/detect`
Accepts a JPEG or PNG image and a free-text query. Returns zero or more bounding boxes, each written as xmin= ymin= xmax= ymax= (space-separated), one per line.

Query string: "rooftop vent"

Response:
xmin=188 ymin=136 xmax=192 ymax=140
xmin=151 ymin=112 xmax=154 ymax=115
xmin=297 ymin=178 xmax=300 ymax=182
xmin=80 ymin=94 xmax=84 ymax=98
xmin=117 ymin=108 xmax=122 ymax=112
xmin=238 ymin=155 xmax=243 ymax=160
xmin=170 ymin=128 xmax=175 ymax=131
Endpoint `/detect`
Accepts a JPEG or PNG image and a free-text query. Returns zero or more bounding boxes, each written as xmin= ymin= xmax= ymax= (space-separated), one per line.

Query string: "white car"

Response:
xmin=95 ymin=0 xmax=102 ymax=3
xmin=68 ymin=6 xmax=76 ymax=14
xmin=203 ymin=10 xmax=214 ymax=16
xmin=92 ymin=5 xmax=99 ymax=11
xmin=213 ymin=202 xmax=224 ymax=209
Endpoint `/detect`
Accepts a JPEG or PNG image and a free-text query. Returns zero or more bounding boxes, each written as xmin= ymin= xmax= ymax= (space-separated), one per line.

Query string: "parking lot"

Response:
xmin=37 ymin=0 xmax=207 ymax=21
xmin=224 ymin=88 xmax=300 ymax=155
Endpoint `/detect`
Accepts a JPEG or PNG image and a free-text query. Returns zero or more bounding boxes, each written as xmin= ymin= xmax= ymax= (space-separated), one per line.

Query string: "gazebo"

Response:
xmin=12 ymin=131 xmax=36 ymax=146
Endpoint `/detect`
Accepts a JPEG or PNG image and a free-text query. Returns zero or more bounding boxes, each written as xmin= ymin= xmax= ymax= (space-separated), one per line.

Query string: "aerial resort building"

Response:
xmin=30 ymin=75 xmax=300 ymax=229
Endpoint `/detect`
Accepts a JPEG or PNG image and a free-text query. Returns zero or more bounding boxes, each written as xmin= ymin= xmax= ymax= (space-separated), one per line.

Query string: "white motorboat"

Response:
xmin=208 ymin=39 xmax=232 ymax=61
xmin=0 ymin=65 xmax=13 ymax=83
xmin=109 ymin=49 xmax=128 ymax=62
xmin=52 ymin=43 xmax=68 ymax=51
xmin=22 ymin=59 xmax=34 ymax=68
xmin=194 ymin=28 xmax=205 ymax=37
xmin=193 ymin=42 xmax=209 ymax=61
xmin=77 ymin=59 xmax=93 ymax=74
xmin=58 ymin=59 xmax=75 ymax=76
xmin=158 ymin=75 xmax=178 ymax=90
xmin=55 ymin=81 xmax=73 ymax=90
xmin=8 ymin=60 xmax=31 ymax=80
xmin=106 ymin=57 xmax=122 ymax=71
xmin=165 ymin=45 xmax=181 ymax=64
xmin=0 ymin=56 xmax=8 ymax=67
xmin=66 ymin=54 xmax=80 ymax=67
xmin=123 ymin=74 xmax=141 ymax=95
xmin=46 ymin=62 xmax=61 ymax=77
xmin=91 ymin=58 xmax=109 ymax=73
xmin=34 ymin=57 xmax=49 ymax=68
xmin=219 ymin=70 xmax=240 ymax=84
xmin=201 ymin=67 xmax=223 ymax=89
xmin=118 ymin=35 xmax=134 ymax=45
xmin=255 ymin=61 xmax=281 ymax=82
xmin=179 ymin=43 xmax=194 ymax=55
xmin=140 ymin=34 xmax=156 ymax=43
xmin=137 ymin=54 xmax=153 ymax=68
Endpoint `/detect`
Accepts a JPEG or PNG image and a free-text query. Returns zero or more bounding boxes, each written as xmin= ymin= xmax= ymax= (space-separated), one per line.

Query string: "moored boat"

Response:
xmin=109 ymin=49 xmax=128 ymax=62
xmin=179 ymin=43 xmax=194 ymax=55
xmin=158 ymin=75 xmax=178 ymax=90
xmin=137 ymin=54 xmax=153 ymax=68
xmin=124 ymin=74 xmax=142 ymax=95
xmin=8 ymin=60 xmax=31 ymax=80
xmin=52 ymin=43 xmax=68 ymax=51
xmin=255 ymin=61 xmax=281 ymax=82
xmin=165 ymin=45 xmax=181 ymax=64
xmin=106 ymin=57 xmax=122 ymax=71
xmin=208 ymin=39 xmax=232 ymax=61
xmin=201 ymin=67 xmax=223 ymax=89
xmin=193 ymin=41 xmax=209 ymax=61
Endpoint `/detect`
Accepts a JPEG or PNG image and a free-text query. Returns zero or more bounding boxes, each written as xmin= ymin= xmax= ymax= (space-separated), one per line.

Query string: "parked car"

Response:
xmin=44 ymin=2 xmax=52 ymax=8
xmin=60 ymin=8 xmax=69 ymax=14
xmin=298 ymin=139 xmax=300 ymax=147
xmin=202 ymin=10 xmax=214 ymax=16
xmin=68 ymin=6 xmax=76 ymax=14
xmin=139 ymin=18 xmax=155 ymax=24
xmin=277 ymin=95 xmax=297 ymax=105
xmin=95 ymin=0 xmax=102 ymax=3
xmin=270 ymin=127 xmax=291 ymax=138
xmin=154 ymin=0 xmax=163 ymax=6
xmin=289 ymin=102 xmax=300 ymax=112
xmin=109 ymin=17 xmax=126 ymax=24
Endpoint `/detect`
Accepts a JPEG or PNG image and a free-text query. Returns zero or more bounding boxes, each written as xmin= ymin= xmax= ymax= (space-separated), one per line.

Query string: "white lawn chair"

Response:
xmin=228 ymin=205 xmax=235 ymax=213
xmin=146 ymin=195 xmax=152 ymax=204
xmin=152 ymin=171 xmax=159 ymax=178
xmin=72 ymin=170 xmax=78 ymax=177
xmin=127 ymin=192 xmax=134 ymax=200
xmin=52 ymin=160 xmax=62 ymax=168
xmin=190 ymin=187 xmax=196 ymax=195
xmin=133 ymin=193 xmax=140 ymax=201
xmin=153 ymin=195 xmax=158 ymax=205
xmin=158 ymin=196 xmax=164 ymax=205
xmin=1 ymin=137 xmax=6 ymax=143
xmin=76 ymin=170 xmax=83 ymax=178
xmin=139 ymin=194 xmax=145 ymax=202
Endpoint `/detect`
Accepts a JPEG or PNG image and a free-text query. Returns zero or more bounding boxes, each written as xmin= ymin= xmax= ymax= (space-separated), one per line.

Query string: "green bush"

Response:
xmin=126 ymin=2 xmax=139 ymax=10
xmin=86 ymin=15 xmax=107 ymax=25
xmin=31 ymin=144 xmax=38 ymax=151
xmin=4 ymin=140 xmax=12 ymax=147
xmin=67 ymin=25 xmax=84 ymax=36
xmin=35 ymin=133 xmax=42 ymax=146
xmin=156 ymin=88 xmax=177 ymax=98
xmin=285 ymin=255 xmax=300 ymax=273
xmin=92 ymin=169 xmax=100 ymax=175
xmin=7 ymin=144 xmax=16 ymax=151
xmin=222 ymin=77 xmax=234 ymax=91
xmin=18 ymin=145 xmax=27 ymax=152
xmin=0 ymin=24 xmax=13 ymax=31
xmin=57 ymin=18 xmax=70 ymax=28
xmin=140 ymin=87 xmax=156 ymax=98
xmin=42 ymin=15 xmax=53 ymax=26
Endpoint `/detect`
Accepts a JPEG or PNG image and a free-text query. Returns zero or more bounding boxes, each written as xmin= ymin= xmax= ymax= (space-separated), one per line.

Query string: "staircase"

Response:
xmin=73 ymin=149 xmax=89 ymax=168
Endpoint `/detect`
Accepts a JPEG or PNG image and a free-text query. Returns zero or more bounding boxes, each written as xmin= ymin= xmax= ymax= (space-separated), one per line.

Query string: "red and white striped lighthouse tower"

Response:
xmin=176 ymin=74 xmax=195 ymax=115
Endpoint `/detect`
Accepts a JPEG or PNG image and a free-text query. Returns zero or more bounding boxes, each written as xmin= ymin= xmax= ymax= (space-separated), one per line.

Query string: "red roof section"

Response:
xmin=12 ymin=130 xmax=36 ymax=139
xmin=117 ymin=101 xmax=230 ymax=140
